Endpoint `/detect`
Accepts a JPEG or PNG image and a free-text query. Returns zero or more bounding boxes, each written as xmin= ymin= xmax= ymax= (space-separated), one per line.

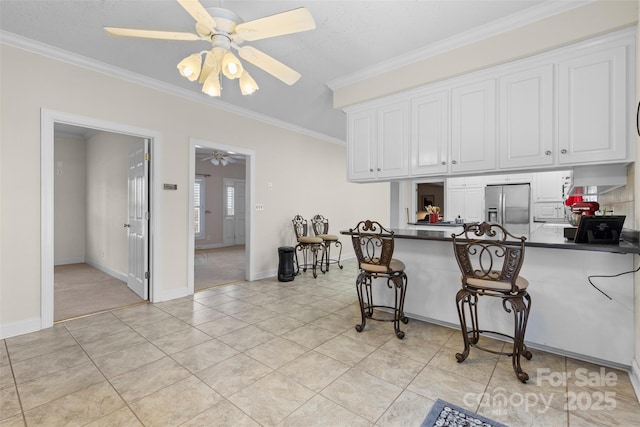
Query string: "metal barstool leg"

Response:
xmin=390 ymin=273 xmax=408 ymax=339
xmin=455 ymin=289 xmax=475 ymax=363
xmin=334 ymin=241 xmax=343 ymax=269
xmin=507 ymin=294 xmax=532 ymax=383
xmin=355 ymin=273 xmax=369 ymax=332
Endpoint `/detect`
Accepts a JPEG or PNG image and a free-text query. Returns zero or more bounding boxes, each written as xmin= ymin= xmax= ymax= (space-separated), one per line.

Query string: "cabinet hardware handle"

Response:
xmin=123 ymin=223 xmax=130 ymax=228
xmin=441 ymin=161 xmax=446 ymax=165
xmin=377 ymin=168 xmax=381 ymax=171
xmin=451 ymin=160 xmax=457 ymax=164
xmin=369 ymin=168 xmax=373 ymax=172
xmin=545 ymin=151 xmax=551 ymax=155
xmin=561 ymin=149 xmax=567 ymax=154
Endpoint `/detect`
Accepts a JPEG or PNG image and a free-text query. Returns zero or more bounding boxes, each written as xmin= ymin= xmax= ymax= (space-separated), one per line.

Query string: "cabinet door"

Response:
xmin=534 ymin=203 xmax=565 ymax=220
xmin=464 ymin=187 xmax=484 ymax=223
xmin=446 ymin=188 xmax=466 ymax=221
xmin=451 ymin=78 xmax=497 ymax=173
xmin=410 ymin=90 xmax=449 ymax=175
xmin=533 ymin=171 xmax=567 ymax=202
xmin=558 ymin=46 xmax=627 ymax=164
xmin=499 ymin=64 xmax=554 ymax=168
xmin=347 ymin=109 xmax=376 ymax=180
xmin=378 ymin=101 xmax=410 ymax=179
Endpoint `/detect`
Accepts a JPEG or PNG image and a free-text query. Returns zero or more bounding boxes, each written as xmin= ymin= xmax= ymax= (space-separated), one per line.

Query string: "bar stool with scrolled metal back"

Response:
xmin=350 ymin=220 xmax=408 ymax=339
xmin=292 ymin=215 xmax=324 ymax=278
xmin=311 ymin=214 xmax=343 ymax=271
xmin=452 ymin=222 xmax=532 ymax=382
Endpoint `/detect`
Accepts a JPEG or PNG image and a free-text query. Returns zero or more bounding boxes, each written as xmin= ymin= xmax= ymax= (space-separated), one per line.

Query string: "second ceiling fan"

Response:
xmin=105 ymin=0 xmax=316 ymax=97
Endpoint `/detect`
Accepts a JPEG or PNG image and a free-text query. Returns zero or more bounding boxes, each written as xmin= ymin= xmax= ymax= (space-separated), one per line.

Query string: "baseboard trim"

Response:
xmin=85 ymin=258 xmax=127 ymax=282
xmin=0 ymin=316 xmax=42 ymax=340
xmin=195 ymin=243 xmax=236 ymax=250
xmin=54 ymin=257 xmax=85 ymax=266
xmin=630 ymin=358 xmax=640 ymax=403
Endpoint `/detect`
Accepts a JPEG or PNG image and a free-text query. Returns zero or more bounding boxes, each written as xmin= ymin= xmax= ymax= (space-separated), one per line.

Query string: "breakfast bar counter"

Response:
xmin=342 ymin=226 xmax=638 ymax=367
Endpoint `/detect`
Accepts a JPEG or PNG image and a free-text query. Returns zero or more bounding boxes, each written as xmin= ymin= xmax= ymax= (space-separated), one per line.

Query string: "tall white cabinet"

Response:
xmin=410 ymin=90 xmax=449 ymax=175
xmin=557 ymin=45 xmax=628 ymax=164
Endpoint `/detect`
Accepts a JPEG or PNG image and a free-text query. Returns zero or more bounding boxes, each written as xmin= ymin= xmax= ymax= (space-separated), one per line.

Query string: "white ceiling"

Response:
xmin=1 ymin=0 xmax=563 ymax=142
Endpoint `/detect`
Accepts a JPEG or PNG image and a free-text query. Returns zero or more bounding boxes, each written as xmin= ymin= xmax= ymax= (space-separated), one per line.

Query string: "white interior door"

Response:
xmin=127 ymin=139 xmax=149 ymax=299
xmin=223 ymin=178 xmax=246 ymax=246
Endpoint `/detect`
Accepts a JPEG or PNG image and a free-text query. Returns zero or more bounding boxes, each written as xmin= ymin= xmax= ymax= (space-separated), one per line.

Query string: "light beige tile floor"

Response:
xmin=1 ymin=259 xmax=639 ymax=426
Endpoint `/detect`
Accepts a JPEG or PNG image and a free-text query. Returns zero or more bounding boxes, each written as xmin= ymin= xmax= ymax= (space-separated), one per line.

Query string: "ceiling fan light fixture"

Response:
xmin=222 ymin=51 xmax=243 ymax=79
xmin=239 ymin=70 xmax=259 ymax=95
xmin=220 ymin=158 xmax=229 ymax=166
xmin=177 ymin=53 xmax=202 ymax=81
xmin=210 ymin=158 xmax=220 ymax=165
xmin=202 ymin=72 xmax=221 ymax=97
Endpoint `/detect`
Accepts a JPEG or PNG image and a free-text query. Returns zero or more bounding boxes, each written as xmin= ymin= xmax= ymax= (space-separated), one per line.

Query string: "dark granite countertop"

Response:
xmin=341 ymin=226 xmax=640 ymax=254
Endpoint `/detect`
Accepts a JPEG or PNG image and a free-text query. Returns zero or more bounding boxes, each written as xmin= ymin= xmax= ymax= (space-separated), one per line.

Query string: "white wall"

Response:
xmin=54 ymin=136 xmax=86 ymax=264
xmin=85 ymin=131 xmax=140 ymax=277
xmin=0 ymin=43 xmax=389 ymax=336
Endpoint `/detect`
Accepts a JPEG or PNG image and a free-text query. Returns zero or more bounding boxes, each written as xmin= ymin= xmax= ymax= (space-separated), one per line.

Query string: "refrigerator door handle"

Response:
xmin=498 ymin=192 xmax=504 ymax=225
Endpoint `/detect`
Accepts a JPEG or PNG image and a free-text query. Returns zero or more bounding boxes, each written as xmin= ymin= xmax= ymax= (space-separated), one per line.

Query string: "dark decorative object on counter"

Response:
xmin=574 ymin=215 xmax=626 ymax=244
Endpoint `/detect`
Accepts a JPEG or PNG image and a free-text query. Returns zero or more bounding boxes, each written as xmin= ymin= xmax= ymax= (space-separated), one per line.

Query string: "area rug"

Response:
xmin=421 ymin=399 xmax=509 ymax=427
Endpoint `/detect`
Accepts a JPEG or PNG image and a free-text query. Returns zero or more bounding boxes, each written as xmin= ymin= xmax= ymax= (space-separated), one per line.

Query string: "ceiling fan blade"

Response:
xmin=200 ymin=155 xmax=214 ymax=161
xmin=235 ymin=7 xmax=315 ymax=42
xmin=177 ymin=0 xmax=217 ymax=32
xmin=237 ymin=46 xmax=301 ymax=85
xmin=104 ymin=27 xmax=200 ymax=41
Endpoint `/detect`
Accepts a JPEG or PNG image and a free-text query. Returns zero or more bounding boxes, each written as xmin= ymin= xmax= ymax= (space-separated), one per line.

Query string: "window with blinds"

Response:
xmin=194 ymin=178 xmax=205 ymax=239
xmin=226 ymin=186 xmax=235 ymax=217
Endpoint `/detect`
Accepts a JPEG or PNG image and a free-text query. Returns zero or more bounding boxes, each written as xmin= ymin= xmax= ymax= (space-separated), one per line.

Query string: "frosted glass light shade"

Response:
xmin=202 ymin=72 xmax=221 ymax=97
xmin=177 ymin=53 xmax=202 ymax=81
xmin=239 ymin=71 xmax=259 ymax=95
xmin=222 ymin=51 xmax=243 ymax=79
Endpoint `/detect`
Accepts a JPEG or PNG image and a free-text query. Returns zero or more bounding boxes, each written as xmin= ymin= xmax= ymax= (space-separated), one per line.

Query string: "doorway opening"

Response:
xmin=41 ymin=109 xmax=162 ymax=329
xmin=189 ymin=140 xmax=254 ymax=293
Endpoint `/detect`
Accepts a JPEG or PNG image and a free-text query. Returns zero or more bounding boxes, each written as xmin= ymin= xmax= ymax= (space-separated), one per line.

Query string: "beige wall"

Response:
xmin=0 ymin=44 xmax=389 ymax=334
xmin=54 ymin=136 xmax=86 ymax=264
xmin=334 ymin=0 xmax=638 ymax=109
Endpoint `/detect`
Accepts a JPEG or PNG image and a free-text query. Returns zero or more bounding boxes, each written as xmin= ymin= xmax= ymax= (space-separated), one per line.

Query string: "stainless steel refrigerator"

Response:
xmin=485 ymin=184 xmax=530 ymax=235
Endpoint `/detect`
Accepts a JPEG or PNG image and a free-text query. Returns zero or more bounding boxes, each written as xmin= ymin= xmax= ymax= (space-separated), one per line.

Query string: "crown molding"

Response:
xmin=326 ymin=0 xmax=593 ymax=90
xmin=0 ymin=30 xmax=345 ymax=146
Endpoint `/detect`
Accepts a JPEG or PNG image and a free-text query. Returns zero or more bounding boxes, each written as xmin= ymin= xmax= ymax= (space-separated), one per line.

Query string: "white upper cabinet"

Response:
xmin=410 ymin=90 xmax=449 ymax=175
xmin=347 ymin=109 xmax=376 ymax=181
xmin=558 ymin=46 xmax=627 ymax=164
xmin=377 ymin=101 xmax=410 ymax=179
xmin=450 ymin=78 xmax=497 ymax=173
xmin=345 ymin=29 xmax=633 ymax=183
xmin=347 ymin=100 xmax=409 ymax=181
xmin=533 ymin=170 xmax=569 ymax=202
xmin=499 ymin=64 xmax=554 ymax=169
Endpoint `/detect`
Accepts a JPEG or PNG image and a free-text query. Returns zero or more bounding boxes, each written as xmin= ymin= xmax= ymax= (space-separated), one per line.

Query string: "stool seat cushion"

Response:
xmin=361 ymin=258 xmax=405 ymax=274
xmin=466 ymin=274 xmax=529 ymax=292
xmin=317 ymin=234 xmax=339 ymax=241
xmin=298 ymin=236 xmax=323 ymax=244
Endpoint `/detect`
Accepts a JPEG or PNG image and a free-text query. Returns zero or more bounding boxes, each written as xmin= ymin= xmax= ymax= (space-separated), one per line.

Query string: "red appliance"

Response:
xmin=571 ymin=201 xmax=600 ymax=216
xmin=569 ymin=201 xmax=599 ymax=226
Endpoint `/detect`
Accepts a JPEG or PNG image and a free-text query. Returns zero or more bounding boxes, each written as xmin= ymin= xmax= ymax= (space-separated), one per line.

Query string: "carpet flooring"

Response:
xmin=54 ymin=263 xmax=143 ymax=321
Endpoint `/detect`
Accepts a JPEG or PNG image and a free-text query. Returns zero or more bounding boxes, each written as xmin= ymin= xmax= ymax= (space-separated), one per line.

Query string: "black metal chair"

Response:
xmin=311 ymin=214 xmax=343 ymax=271
xmin=350 ymin=220 xmax=408 ymax=339
xmin=452 ymin=222 xmax=532 ymax=382
xmin=292 ymin=215 xmax=324 ymax=278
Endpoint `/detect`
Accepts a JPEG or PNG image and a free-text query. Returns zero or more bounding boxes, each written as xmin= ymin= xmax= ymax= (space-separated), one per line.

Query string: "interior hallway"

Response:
xmin=3 ymin=259 xmax=638 ymax=426
xmin=194 ymin=245 xmax=245 ymax=291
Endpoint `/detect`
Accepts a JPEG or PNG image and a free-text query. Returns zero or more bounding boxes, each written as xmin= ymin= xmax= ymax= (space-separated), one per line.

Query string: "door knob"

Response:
xmin=123 ymin=223 xmax=130 ymax=228
xmin=545 ymin=150 xmax=551 ymax=155
xmin=561 ymin=149 xmax=567 ymax=154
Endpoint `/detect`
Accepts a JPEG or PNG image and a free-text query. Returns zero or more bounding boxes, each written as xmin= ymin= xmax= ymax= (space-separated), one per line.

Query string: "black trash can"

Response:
xmin=278 ymin=246 xmax=295 ymax=282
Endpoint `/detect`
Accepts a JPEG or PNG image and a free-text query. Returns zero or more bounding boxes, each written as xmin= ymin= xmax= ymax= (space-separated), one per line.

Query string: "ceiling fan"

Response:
xmin=201 ymin=150 xmax=236 ymax=166
xmin=104 ymin=0 xmax=316 ymax=97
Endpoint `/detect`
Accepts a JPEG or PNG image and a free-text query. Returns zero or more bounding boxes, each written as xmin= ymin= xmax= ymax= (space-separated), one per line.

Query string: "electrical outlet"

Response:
xmin=255 ymin=204 xmax=264 ymax=211
xmin=56 ymin=169 xmax=63 ymax=175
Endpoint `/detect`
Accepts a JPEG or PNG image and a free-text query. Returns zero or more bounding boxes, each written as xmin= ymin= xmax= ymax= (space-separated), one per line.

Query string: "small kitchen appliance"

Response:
xmin=569 ymin=201 xmax=599 ymax=226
